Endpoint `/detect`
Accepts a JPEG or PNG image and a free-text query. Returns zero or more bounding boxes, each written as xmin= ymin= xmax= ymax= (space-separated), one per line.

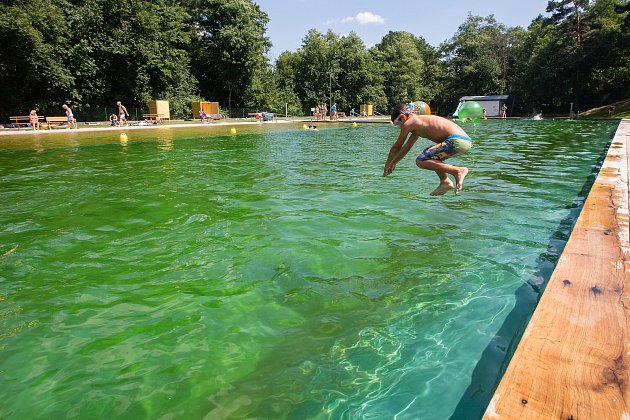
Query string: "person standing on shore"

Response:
xmin=117 ymin=101 xmax=129 ymax=127
xmin=62 ymin=104 xmax=77 ymax=129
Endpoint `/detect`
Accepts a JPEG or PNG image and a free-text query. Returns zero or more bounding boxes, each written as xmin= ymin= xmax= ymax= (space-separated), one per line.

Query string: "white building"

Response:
xmin=453 ymin=95 xmax=511 ymax=118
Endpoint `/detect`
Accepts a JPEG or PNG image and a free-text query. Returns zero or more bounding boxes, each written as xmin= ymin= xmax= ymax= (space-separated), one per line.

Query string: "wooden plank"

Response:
xmin=484 ymin=120 xmax=630 ymax=419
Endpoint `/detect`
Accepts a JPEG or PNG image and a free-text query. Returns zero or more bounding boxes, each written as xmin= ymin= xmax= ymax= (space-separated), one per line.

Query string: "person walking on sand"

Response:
xmin=117 ymin=101 xmax=129 ymax=126
xmin=384 ymin=103 xmax=472 ymax=196
xmin=501 ymin=103 xmax=507 ymax=118
xmin=62 ymin=104 xmax=77 ymax=129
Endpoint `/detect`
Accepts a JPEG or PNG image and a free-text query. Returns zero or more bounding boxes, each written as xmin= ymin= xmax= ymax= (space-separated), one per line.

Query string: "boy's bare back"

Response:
xmin=403 ymin=115 xmax=468 ymax=144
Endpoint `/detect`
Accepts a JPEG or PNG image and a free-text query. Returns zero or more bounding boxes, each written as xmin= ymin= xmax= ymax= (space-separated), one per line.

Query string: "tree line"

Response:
xmin=1 ymin=0 xmax=629 ymax=120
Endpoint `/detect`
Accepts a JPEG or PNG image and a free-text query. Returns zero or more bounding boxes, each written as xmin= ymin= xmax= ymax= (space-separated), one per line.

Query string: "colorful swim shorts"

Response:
xmin=416 ymin=134 xmax=472 ymax=162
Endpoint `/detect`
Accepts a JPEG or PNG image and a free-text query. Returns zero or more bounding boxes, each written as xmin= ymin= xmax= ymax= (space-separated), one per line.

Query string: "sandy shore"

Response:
xmin=0 ymin=117 xmax=393 ymax=137
xmin=0 ymin=119 xmax=299 ymax=137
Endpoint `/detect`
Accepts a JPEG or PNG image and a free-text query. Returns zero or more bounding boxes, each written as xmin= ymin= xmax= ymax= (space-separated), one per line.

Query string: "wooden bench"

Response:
xmin=337 ymin=112 xmax=346 ymax=118
xmin=9 ymin=115 xmax=44 ymax=130
xmin=45 ymin=116 xmax=69 ymax=129
xmin=142 ymin=114 xmax=163 ymax=123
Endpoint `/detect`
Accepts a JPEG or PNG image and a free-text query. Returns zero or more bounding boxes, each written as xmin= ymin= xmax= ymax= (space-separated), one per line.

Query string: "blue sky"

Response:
xmin=255 ymin=0 xmax=551 ymax=61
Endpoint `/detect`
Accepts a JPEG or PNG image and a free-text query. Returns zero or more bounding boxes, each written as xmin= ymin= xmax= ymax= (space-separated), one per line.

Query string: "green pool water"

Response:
xmin=0 ymin=120 xmax=617 ymax=419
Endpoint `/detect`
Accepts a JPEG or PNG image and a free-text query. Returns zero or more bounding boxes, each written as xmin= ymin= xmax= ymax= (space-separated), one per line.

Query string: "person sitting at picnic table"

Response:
xmin=29 ymin=110 xmax=40 ymax=130
xmin=199 ymin=110 xmax=207 ymax=122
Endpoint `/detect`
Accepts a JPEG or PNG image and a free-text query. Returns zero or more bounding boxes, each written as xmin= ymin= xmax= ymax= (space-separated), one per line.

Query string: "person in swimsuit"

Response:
xmin=62 ymin=104 xmax=77 ymax=129
xmin=384 ymin=103 xmax=471 ymax=195
xmin=117 ymin=101 xmax=129 ymax=127
xmin=29 ymin=110 xmax=40 ymax=130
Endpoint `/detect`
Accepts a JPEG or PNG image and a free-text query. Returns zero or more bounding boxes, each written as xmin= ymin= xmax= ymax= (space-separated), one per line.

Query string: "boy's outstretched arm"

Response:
xmin=383 ymin=133 xmax=419 ymax=176
xmin=384 ymin=131 xmax=408 ymax=176
xmin=391 ymin=134 xmax=419 ymax=166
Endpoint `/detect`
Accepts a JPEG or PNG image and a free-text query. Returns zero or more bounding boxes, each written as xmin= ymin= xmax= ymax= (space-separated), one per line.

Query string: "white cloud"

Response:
xmin=340 ymin=11 xmax=385 ymax=25
xmin=356 ymin=12 xmax=385 ymax=25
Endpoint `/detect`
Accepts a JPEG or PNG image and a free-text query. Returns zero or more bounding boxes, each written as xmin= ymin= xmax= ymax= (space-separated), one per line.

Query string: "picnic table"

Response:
xmin=142 ymin=114 xmax=163 ymax=123
xmin=45 ymin=116 xmax=69 ymax=129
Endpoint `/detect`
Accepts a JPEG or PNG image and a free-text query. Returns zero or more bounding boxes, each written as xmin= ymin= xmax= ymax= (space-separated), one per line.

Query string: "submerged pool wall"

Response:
xmin=484 ymin=119 xmax=630 ymax=418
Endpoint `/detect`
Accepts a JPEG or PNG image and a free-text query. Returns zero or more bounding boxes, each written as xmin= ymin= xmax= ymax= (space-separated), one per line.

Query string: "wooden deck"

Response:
xmin=484 ymin=119 xmax=630 ymax=419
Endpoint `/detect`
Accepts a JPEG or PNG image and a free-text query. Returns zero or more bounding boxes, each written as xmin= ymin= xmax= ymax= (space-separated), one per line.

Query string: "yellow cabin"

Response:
xmin=147 ymin=100 xmax=170 ymax=120
xmin=192 ymin=101 xmax=220 ymax=119
xmin=359 ymin=104 xmax=373 ymax=116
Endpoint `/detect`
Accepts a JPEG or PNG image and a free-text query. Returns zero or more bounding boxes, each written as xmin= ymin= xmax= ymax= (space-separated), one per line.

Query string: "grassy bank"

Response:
xmin=581 ymin=98 xmax=630 ymax=118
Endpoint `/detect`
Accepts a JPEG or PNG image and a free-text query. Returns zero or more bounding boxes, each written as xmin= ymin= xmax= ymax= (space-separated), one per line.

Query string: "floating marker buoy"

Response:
xmin=230 ymin=127 xmax=237 ymax=134
xmin=302 ymin=124 xmax=308 ymax=129
xmin=119 ymin=133 xmax=128 ymax=142
xmin=352 ymin=122 xmax=357 ymax=127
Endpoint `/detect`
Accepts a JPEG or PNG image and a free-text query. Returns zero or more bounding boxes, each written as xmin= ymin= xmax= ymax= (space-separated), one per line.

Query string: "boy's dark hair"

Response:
xmin=391 ymin=103 xmax=409 ymax=122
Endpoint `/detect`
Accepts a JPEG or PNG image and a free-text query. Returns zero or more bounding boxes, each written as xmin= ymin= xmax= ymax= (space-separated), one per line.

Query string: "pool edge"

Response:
xmin=483 ymin=119 xmax=630 ymax=419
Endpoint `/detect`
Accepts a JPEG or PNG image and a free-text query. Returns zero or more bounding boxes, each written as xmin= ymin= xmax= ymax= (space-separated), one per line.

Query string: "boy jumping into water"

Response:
xmin=384 ymin=103 xmax=471 ymax=195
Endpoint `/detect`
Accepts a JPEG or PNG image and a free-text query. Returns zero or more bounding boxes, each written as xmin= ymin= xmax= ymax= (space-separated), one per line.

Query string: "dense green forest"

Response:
xmin=1 ymin=0 xmax=629 ymax=120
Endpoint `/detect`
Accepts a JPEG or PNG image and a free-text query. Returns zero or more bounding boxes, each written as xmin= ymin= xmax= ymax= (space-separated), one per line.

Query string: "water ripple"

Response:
xmin=0 ymin=120 xmax=617 ymax=418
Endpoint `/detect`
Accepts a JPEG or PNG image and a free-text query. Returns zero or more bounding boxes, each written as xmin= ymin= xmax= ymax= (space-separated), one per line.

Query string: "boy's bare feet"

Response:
xmin=454 ymin=167 xmax=469 ymax=194
xmin=430 ymin=179 xmax=454 ymax=196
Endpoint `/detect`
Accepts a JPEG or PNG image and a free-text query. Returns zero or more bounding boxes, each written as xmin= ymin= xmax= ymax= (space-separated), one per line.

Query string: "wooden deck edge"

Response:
xmin=483 ymin=120 xmax=630 ymax=419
